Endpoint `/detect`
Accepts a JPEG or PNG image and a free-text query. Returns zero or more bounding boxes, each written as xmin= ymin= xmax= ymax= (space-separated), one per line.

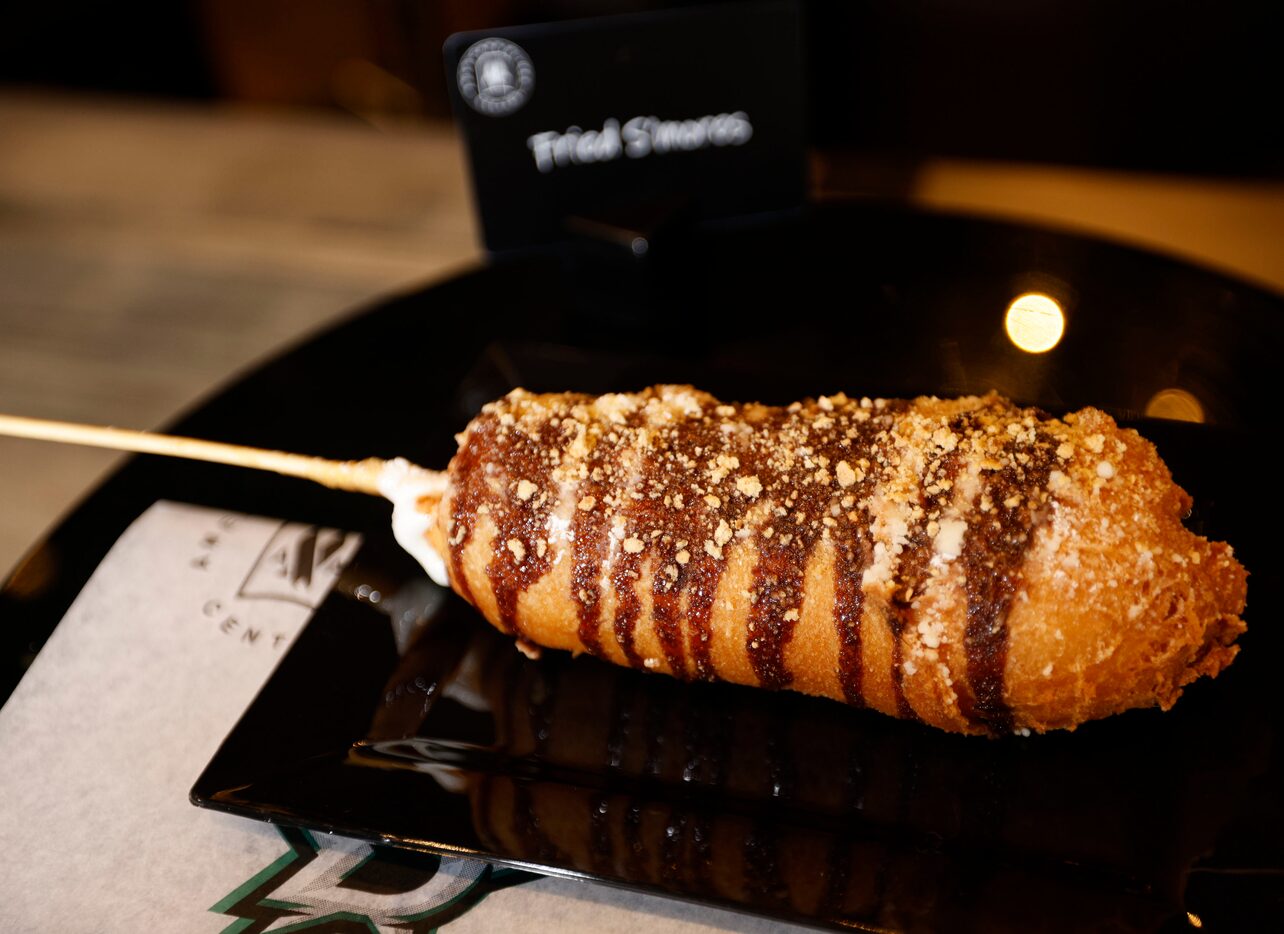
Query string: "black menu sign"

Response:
xmin=444 ymin=1 xmax=805 ymax=253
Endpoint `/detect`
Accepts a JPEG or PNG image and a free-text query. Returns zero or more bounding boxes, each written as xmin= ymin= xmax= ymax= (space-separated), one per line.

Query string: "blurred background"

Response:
xmin=2 ymin=0 xmax=1283 ymax=576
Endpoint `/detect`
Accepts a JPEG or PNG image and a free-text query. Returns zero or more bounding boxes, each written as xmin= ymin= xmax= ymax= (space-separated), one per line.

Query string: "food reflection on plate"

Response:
xmin=353 ymin=607 xmax=1266 ymax=933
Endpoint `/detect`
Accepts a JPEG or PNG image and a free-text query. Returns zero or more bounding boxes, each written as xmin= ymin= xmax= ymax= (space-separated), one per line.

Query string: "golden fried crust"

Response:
xmin=1001 ymin=408 xmax=1246 ymax=731
xmin=428 ymin=386 xmax=1247 ymax=735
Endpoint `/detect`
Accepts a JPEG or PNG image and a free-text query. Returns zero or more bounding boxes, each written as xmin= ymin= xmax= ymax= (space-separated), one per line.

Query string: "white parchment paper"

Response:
xmin=0 ymin=501 xmax=797 ymax=933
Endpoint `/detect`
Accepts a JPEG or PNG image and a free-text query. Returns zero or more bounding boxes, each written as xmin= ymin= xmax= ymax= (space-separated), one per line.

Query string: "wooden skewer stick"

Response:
xmin=0 ymin=413 xmax=444 ymax=498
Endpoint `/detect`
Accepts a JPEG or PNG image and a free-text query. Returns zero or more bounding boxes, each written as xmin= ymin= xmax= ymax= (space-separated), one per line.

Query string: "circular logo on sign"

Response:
xmin=457 ymin=38 xmax=534 ymax=117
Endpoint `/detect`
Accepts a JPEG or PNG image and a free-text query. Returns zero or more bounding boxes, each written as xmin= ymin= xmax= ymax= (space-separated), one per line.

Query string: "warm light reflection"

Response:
xmin=1145 ymin=388 xmax=1206 ymax=423
xmin=1186 ymin=911 xmax=1203 ymax=928
xmin=1004 ymin=292 xmax=1065 ymax=353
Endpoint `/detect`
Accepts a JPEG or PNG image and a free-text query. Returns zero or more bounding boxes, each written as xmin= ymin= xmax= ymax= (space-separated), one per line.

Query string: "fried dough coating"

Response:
xmin=413 ymin=386 xmax=1246 ymax=735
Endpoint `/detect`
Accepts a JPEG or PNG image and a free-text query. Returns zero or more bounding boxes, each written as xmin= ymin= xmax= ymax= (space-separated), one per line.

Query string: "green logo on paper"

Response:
xmin=212 ymin=826 xmax=535 ymax=933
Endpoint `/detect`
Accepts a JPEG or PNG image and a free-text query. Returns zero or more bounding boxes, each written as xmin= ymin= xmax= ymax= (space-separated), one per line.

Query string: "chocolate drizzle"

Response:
xmin=571 ymin=492 xmax=611 ymax=657
xmin=444 ymin=422 xmax=487 ymax=610
xmin=884 ymin=437 xmax=967 ymax=723
xmin=885 ymin=610 xmax=917 ymax=720
xmin=825 ymin=403 xmax=905 ymax=707
xmin=570 ymin=419 xmax=618 ymax=657
xmin=610 ymin=549 xmax=646 ymax=669
xmin=684 ymin=556 xmax=721 ymax=680
xmin=746 ymin=541 xmax=807 ymax=689
xmin=649 ymin=577 xmax=687 ymax=678
xmin=485 ymin=415 xmax=560 ymax=635
xmin=738 ymin=400 xmax=902 ymax=693
xmin=447 ymin=398 xmax=563 ymax=633
xmin=832 ymin=525 xmax=871 ymax=707
xmin=636 ymin=413 xmax=730 ymax=679
xmin=448 ymin=387 xmax=1068 ymax=728
xmin=958 ymin=415 xmax=1057 ymax=734
xmin=451 ymin=389 xmax=902 ymax=701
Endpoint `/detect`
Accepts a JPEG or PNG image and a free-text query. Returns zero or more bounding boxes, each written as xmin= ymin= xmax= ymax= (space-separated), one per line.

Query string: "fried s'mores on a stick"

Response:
xmin=395 ymin=386 xmax=1246 ymax=736
xmin=0 ymin=386 xmax=1246 ymax=736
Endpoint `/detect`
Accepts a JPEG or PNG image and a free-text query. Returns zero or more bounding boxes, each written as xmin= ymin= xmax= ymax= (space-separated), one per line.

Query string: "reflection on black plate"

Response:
xmin=192 ymin=472 xmax=1278 ymax=933
xmin=192 ymin=414 xmax=1282 ymax=932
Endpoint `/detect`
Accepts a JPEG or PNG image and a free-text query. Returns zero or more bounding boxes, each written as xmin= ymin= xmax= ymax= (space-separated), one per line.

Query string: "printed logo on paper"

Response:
xmin=237 ymin=522 xmax=361 ymax=609
xmin=211 ymin=826 xmax=535 ymax=932
xmin=457 ymin=37 xmax=535 ymax=116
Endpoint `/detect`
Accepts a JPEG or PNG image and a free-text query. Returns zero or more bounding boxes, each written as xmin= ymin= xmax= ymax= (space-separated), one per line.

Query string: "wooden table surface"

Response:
xmin=0 ymin=91 xmax=480 ymax=578
xmin=2 ymin=89 xmax=1283 ymax=578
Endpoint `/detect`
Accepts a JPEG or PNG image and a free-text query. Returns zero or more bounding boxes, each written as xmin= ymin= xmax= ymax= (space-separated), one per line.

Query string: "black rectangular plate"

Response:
xmin=188 ymin=211 xmax=1284 ymax=932
xmin=192 ymin=419 xmax=1283 ymax=934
